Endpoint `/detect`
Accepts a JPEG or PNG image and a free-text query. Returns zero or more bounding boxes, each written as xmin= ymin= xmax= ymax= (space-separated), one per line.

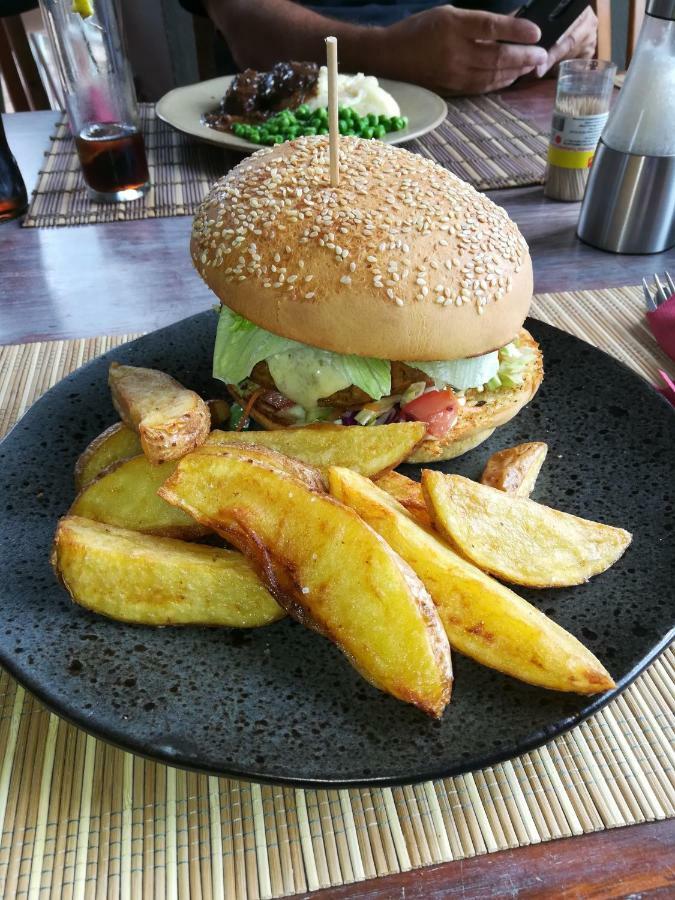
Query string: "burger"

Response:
xmin=191 ymin=135 xmax=543 ymax=462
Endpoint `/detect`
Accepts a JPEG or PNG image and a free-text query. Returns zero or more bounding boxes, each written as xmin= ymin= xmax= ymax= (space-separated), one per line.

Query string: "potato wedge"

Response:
xmin=109 ymin=363 xmax=210 ymax=464
xmin=374 ymin=471 xmax=430 ymax=528
xmin=423 ymin=472 xmax=632 ymax=588
xmin=480 ymin=442 xmax=548 ymax=497
xmin=159 ymin=449 xmax=452 ymax=716
xmin=205 ymin=421 xmax=426 ymax=476
xmin=329 ymin=467 xmax=614 ymax=694
xmin=74 ymin=422 xmax=142 ymax=491
xmin=70 ymin=455 xmax=209 ymax=540
xmin=196 ymin=442 xmax=325 ymax=492
xmin=52 ymin=516 xmax=283 ymax=627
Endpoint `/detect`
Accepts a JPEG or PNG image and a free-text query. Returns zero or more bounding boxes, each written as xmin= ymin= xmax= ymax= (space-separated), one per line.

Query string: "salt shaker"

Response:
xmin=577 ymin=0 xmax=675 ymax=253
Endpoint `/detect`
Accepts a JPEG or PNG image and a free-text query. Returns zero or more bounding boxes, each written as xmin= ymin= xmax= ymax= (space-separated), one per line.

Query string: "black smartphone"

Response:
xmin=515 ymin=0 xmax=590 ymax=50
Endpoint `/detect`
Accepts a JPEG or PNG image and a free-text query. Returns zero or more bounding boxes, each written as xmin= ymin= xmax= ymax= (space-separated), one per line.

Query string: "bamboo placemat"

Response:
xmin=0 ymin=285 xmax=672 ymax=899
xmin=23 ymin=97 xmax=547 ymax=229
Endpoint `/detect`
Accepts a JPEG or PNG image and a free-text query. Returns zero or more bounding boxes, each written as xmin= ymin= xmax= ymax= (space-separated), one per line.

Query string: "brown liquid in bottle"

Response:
xmin=74 ymin=122 xmax=149 ymax=195
xmin=0 ymin=117 xmax=28 ymax=223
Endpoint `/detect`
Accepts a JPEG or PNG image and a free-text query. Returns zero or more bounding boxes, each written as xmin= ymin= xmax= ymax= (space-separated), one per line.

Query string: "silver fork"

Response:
xmin=643 ymin=271 xmax=675 ymax=312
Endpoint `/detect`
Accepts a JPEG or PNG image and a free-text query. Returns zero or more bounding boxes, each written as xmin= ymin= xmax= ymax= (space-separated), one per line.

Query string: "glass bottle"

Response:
xmin=39 ymin=0 xmax=150 ymax=202
xmin=0 ymin=116 xmax=28 ymax=223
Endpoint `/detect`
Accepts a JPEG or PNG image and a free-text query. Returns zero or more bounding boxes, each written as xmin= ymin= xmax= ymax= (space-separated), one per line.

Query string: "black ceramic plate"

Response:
xmin=1 ymin=313 xmax=673 ymax=787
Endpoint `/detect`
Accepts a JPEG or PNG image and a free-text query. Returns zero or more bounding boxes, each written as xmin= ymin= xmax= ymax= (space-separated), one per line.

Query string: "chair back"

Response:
xmin=0 ymin=15 xmax=50 ymax=111
xmin=594 ymin=0 xmax=646 ymax=68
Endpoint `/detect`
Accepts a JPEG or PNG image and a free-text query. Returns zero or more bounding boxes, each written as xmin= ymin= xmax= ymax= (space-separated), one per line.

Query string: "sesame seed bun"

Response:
xmin=227 ymin=329 xmax=543 ymax=464
xmin=191 ymin=135 xmax=533 ymax=361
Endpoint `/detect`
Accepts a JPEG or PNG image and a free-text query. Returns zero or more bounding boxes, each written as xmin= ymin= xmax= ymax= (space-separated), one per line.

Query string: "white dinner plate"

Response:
xmin=155 ymin=74 xmax=447 ymax=153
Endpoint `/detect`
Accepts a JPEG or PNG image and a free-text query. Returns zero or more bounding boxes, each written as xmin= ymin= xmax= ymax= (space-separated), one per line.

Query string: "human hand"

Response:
xmin=383 ymin=5 xmax=548 ymax=95
xmin=535 ymin=6 xmax=598 ymax=77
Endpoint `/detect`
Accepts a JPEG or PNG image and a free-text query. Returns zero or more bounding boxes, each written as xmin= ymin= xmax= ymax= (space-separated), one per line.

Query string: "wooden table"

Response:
xmin=1 ymin=82 xmax=674 ymax=898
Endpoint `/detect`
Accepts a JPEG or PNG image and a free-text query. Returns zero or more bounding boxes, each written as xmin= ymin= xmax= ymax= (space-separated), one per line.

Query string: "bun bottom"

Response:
xmin=226 ymin=328 xmax=543 ymax=464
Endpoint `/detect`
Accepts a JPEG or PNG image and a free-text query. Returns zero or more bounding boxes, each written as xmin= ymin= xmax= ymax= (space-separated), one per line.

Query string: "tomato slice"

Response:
xmin=402 ymin=389 xmax=459 ymax=438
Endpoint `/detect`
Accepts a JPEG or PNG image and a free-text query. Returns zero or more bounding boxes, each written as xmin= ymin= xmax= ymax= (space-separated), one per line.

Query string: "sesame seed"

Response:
xmin=305 ymin=291 xmax=315 ymax=299
xmin=340 ymin=275 xmax=352 ymax=285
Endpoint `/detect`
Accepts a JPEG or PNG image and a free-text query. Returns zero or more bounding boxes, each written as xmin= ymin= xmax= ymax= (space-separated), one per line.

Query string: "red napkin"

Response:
xmin=657 ymin=370 xmax=675 ymax=407
xmin=647 ymin=294 xmax=675 ymax=362
xmin=647 ymin=295 xmax=675 ymax=407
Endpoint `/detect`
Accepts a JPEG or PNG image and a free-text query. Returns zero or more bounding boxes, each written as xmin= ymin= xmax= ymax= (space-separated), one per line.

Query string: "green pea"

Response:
xmin=362 ymin=126 xmax=374 ymax=139
xmin=374 ymin=124 xmax=386 ymax=139
xmin=367 ymin=113 xmax=378 ymax=127
xmin=295 ymin=104 xmax=310 ymax=119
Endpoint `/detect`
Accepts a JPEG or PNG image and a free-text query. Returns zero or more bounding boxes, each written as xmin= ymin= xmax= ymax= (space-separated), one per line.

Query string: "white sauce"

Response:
xmin=267 ymin=348 xmax=352 ymax=411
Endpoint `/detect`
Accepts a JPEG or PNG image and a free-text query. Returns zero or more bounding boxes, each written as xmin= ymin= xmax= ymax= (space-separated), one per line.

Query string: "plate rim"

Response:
xmin=154 ymin=73 xmax=448 ymax=152
xmin=1 ymin=311 xmax=673 ymax=788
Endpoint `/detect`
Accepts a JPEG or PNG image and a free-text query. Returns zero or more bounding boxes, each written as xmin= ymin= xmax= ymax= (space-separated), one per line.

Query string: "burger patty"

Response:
xmin=250 ymin=360 xmax=432 ymax=410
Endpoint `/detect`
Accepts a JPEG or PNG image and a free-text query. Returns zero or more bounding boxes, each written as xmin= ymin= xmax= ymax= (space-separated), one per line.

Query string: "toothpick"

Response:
xmin=325 ymin=36 xmax=339 ymax=188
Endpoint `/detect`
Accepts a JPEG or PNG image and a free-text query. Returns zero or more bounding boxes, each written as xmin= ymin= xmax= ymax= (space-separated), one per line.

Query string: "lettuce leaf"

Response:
xmin=213 ymin=307 xmax=391 ymax=403
xmin=412 ymin=351 xmax=499 ymax=390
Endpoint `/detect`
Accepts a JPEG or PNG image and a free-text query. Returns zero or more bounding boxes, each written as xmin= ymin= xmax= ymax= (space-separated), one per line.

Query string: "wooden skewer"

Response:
xmin=325 ymin=36 xmax=339 ymax=188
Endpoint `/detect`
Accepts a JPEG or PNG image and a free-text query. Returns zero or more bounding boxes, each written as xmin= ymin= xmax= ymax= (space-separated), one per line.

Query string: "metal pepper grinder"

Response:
xmin=577 ymin=0 xmax=675 ymax=254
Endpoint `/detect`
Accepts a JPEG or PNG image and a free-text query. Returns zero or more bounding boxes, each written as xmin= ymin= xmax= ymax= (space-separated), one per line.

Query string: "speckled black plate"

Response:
xmin=1 ymin=313 xmax=673 ymax=787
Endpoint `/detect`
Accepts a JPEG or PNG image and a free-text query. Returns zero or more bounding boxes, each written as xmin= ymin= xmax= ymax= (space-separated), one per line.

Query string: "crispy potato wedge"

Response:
xmin=329 ymin=467 xmax=614 ymax=694
xmin=109 ymin=363 xmax=210 ymax=464
xmin=159 ymin=448 xmax=452 ymax=716
xmin=70 ymin=455 xmax=209 ymax=540
xmin=52 ymin=516 xmax=283 ymax=627
xmin=374 ymin=471 xmax=430 ymax=528
xmin=74 ymin=422 xmax=142 ymax=491
xmin=196 ymin=442 xmax=325 ymax=492
xmin=480 ymin=442 xmax=548 ymax=497
xmin=423 ymin=472 xmax=632 ymax=588
xmin=74 ymin=403 xmax=230 ymax=492
xmin=205 ymin=421 xmax=426 ymax=476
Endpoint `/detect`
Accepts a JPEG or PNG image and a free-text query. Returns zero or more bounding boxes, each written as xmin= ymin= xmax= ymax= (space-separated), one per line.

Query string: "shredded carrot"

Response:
xmin=236 ymin=388 xmax=264 ymax=432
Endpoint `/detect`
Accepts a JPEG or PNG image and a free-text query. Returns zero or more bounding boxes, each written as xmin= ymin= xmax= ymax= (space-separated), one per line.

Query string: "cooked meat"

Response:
xmin=249 ymin=360 xmax=431 ymax=410
xmin=204 ymin=62 xmax=320 ymax=132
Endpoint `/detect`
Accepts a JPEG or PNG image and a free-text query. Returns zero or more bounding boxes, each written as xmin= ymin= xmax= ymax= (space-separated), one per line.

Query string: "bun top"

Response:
xmin=192 ymin=135 xmax=532 ymax=360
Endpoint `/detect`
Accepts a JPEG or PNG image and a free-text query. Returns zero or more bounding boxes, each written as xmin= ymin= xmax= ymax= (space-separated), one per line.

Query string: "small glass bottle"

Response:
xmin=39 ymin=0 xmax=149 ymax=202
xmin=0 ymin=116 xmax=28 ymax=223
xmin=544 ymin=59 xmax=616 ymax=202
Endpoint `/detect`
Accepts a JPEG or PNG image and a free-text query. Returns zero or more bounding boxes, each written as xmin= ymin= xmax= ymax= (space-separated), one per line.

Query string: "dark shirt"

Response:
xmin=181 ymin=1 xmax=523 ymax=72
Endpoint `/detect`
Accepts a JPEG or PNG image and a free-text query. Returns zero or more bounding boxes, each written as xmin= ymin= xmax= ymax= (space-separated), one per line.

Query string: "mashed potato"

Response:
xmin=306 ymin=67 xmax=400 ymax=118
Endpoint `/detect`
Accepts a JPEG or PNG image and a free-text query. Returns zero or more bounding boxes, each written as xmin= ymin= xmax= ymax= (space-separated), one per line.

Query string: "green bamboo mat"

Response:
xmin=22 ymin=96 xmax=547 ymax=228
xmin=0 ymin=284 xmax=672 ymax=898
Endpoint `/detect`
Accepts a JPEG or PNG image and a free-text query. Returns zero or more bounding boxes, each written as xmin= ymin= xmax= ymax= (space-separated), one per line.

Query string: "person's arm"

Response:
xmin=202 ymin=0 xmax=379 ymax=72
xmin=203 ymin=0 xmax=548 ymax=96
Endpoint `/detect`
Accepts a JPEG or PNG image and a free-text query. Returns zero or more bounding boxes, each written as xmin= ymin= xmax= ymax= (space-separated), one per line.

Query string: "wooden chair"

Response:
xmin=0 ymin=15 xmax=50 ymax=111
xmin=594 ymin=0 xmax=646 ymax=68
